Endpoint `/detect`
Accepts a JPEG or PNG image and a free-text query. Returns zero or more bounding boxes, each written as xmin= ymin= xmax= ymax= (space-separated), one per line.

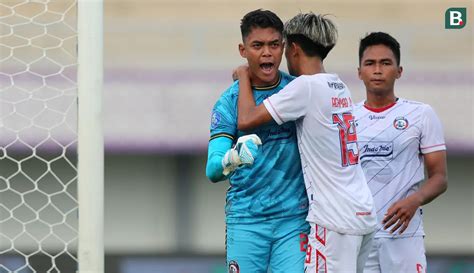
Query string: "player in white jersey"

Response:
xmin=354 ymin=32 xmax=448 ymax=273
xmin=234 ymin=13 xmax=376 ymax=272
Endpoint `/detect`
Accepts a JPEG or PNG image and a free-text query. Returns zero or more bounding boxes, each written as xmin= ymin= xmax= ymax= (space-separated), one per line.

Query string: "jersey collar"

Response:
xmin=252 ymin=73 xmax=281 ymax=91
xmin=363 ymin=98 xmax=399 ymax=113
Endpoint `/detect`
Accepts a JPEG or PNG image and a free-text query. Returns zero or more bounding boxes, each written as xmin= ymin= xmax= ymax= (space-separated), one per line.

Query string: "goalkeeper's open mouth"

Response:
xmin=260 ymin=62 xmax=275 ymax=76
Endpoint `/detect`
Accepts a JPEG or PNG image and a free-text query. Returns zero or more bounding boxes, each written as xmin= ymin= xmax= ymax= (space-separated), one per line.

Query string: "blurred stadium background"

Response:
xmin=1 ymin=0 xmax=473 ymax=272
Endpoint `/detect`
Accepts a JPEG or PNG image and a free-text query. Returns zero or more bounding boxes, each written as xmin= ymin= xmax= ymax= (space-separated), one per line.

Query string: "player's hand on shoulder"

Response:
xmin=232 ymin=64 xmax=250 ymax=81
xmin=382 ymin=194 xmax=423 ymax=234
xmin=221 ymin=134 xmax=262 ymax=175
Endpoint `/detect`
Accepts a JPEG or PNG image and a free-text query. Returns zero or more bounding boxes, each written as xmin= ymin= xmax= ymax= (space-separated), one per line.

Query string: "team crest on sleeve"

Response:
xmin=393 ymin=116 xmax=409 ymax=130
xmin=228 ymin=260 xmax=240 ymax=273
xmin=211 ymin=110 xmax=222 ymax=129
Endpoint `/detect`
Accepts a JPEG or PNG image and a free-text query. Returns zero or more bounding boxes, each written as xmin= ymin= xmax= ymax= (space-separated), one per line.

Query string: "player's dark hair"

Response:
xmin=285 ymin=34 xmax=334 ymax=59
xmin=359 ymin=32 xmax=401 ymax=65
xmin=240 ymin=9 xmax=283 ymax=40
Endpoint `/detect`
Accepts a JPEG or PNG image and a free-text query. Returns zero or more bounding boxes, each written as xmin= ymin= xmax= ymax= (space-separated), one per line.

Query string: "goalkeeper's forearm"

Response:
xmin=206 ymin=137 xmax=232 ymax=182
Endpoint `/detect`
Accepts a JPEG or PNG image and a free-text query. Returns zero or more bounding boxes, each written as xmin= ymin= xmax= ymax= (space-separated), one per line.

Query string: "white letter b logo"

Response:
xmin=450 ymin=11 xmax=462 ymax=25
xmin=445 ymin=8 xmax=467 ymax=29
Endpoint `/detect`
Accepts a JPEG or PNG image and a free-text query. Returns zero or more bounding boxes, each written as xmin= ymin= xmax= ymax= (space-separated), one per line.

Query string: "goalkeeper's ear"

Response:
xmin=239 ymin=43 xmax=246 ymax=58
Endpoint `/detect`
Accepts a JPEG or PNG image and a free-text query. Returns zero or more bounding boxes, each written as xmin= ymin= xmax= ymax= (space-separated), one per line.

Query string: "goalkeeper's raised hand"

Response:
xmin=222 ymin=134 xmax=262 ymax=176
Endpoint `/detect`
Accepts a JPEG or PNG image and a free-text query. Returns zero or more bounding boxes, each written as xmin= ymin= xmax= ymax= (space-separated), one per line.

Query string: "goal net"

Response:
xmin=0 ymin=1 xmax=102 ymax=272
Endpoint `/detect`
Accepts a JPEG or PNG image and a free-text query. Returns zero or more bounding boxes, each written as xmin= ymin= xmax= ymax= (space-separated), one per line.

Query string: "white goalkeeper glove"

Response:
xmin=222 ymin=134 xmax=262 ymax=176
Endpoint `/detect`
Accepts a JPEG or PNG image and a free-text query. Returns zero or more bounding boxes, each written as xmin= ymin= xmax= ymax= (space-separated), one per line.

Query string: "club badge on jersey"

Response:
xmin=393 ymin=116 xmax=409 ymax=130
xmin=211 ymin=110 xmax=222 ymax=129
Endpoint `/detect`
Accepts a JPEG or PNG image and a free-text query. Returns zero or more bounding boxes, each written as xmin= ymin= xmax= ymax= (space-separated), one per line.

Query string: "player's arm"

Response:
xmin=235 ymin=66 xmax=309 ymax=130
xmin=383 ymin=151 xmax=447 ymax=234
xmin=206 ymin=93 xmax=238 ymax=182
xmin=416 ymin=151 xmax=448 ymax=204
xmin=384 ymin=105 xmax=447 ymax=234
xmin=206 ymin=134 xmax=262 ymax=182
xmin=206 ymin=90 xmax=263 ymax=182
xmin=206 ymin=136 xmax=233 ymax=182
xmin=235 ymin=66 xmax=273 ymax=131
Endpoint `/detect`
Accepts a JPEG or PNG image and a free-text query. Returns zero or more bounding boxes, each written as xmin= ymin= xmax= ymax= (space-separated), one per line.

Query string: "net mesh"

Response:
xmin=0 ymin=1 xmax=78 ymax=272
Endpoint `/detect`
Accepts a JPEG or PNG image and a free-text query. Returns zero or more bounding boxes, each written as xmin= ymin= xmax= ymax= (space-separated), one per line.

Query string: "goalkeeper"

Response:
xmin=205 ymin=9 xmax=309 ymax=273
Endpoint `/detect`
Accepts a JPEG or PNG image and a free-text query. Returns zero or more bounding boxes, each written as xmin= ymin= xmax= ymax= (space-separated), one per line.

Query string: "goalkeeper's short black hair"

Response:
xmin=359 ymin=32 xmax=401 ymax=65
xmin=240 ymin=9 xmax=284 ymax=41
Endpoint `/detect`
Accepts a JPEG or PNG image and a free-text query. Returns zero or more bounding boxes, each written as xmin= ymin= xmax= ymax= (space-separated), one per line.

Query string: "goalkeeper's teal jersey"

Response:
xmin=209 ymin=72 xmax=308 ymax=224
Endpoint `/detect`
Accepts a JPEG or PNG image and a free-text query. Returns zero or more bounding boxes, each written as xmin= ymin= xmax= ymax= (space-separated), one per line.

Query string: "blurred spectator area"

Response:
xmin=102 ymin=0 xmax=473 ymax=154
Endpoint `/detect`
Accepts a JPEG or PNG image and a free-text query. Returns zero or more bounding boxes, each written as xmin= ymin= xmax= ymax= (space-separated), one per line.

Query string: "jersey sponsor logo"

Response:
xmin=228 ymin=260 xmax=240 ymax=273
xmin=359 ymin=141 xmax=393 ymax=160
xmin=369 ymin=114 xmax=385 ymax=120
xmin=393 ymin=116 xmax=409 ymax=130
xmin=327 ymin=81 xmax=345 ymax=90
xmin=210 ymin=110 xmax=221 ymax=129
xmin=258 ymin=123 xmax=294 ymax=143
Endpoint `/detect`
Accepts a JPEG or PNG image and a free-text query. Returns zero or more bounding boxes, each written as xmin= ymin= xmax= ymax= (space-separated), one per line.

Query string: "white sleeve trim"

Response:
xmin=420 ymin=104 xmax=446 ymax=154
xmin=420 ymin=143 xmax=446 ymax=154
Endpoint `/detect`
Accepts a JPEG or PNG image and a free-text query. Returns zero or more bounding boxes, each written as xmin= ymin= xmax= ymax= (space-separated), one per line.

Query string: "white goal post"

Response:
xmin=0 ymin=0 xmax=103 ymax=272
xmin=77 ymin=0 xmax=104 ymax=273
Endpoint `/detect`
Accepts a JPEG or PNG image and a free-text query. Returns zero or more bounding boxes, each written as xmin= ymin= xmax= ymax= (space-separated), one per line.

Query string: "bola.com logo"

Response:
xmin=445 ymin=7 xmax=467 ymax=29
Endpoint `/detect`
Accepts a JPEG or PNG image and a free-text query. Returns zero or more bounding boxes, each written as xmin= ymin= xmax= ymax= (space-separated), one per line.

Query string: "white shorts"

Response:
xmin=363 ymin=236 xmax=427 ymax=273
xmin=305 ymin=223 xmax=374 ymax=273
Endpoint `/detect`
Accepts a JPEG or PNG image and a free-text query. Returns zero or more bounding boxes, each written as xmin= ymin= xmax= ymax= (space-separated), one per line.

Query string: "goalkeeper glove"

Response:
xmin=222 ymin=134 xmax=262 ymax=176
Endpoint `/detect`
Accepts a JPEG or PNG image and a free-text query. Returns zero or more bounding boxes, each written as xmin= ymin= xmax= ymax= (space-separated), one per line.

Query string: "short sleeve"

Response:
xmin=263 ymin=76 xmax=310 ymax=125
xmin=209 ymin=91 xmax=237 ymax=142
xmin=420 ymin=105 xmax=446 ymax=154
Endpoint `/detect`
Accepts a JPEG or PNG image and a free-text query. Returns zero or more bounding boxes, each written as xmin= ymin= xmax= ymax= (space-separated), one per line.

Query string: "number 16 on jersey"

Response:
xmin=332 ymin=113 xmax=359 ymax=167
